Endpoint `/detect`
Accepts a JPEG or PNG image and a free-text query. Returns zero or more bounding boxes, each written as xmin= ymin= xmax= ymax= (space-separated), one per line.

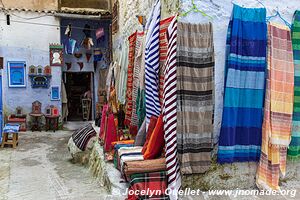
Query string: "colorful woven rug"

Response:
xmin=218 ymin=4 xmax=267 ymax=163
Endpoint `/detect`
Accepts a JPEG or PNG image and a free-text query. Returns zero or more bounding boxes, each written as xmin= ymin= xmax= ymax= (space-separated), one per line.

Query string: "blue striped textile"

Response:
xmin=218 ymin=4 xmax=267 ymax=163
xmin=145 ymin=0 xmax=161 ymax=127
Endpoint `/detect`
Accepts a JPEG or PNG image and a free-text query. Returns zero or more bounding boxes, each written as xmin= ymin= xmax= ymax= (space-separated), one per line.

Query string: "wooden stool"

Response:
xmin=1 ymin=124 xmax=20 ymax=148
xmin=1 ymin=132 xmax=18 ymax=148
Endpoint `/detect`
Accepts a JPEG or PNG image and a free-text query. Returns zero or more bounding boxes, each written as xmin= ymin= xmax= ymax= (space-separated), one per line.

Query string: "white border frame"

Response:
xmin=7 ymin=61 xmax=26 ymax=88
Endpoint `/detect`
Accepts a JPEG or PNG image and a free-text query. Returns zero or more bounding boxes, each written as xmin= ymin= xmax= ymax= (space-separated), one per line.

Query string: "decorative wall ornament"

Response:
xmin=65 ymin=62 xmax=72 ymax=71
xmin=74 ymin=52 xmax=83 ymax=59
xmin=50 ymin=44 xmax=63 ymax=67
xmin=28 ymin=65 xmax=52 ymax=88
xmin=86 ymin=53 xmax=92 ymax=62
xmin=96 ymin=27 xmax=105 ymax=40
xmin=94 ymin=48 xmax=103 ymax=62
xmin=77 ymin=62 xmax=84 ymax=71
xmin=8 ymin=61 xmax=26 ymax=88
xmin=51 ymin=86 xmax=60 ymax=101
xmin=29 ymin=75 xmax=52 ymax=88
xmin=37 ymin=65 xmax=43 ymax=75
xmin=44 ymin=65 xmax=51 ymax=76
xmin=29 ymin=65 xmax=37 ymax=75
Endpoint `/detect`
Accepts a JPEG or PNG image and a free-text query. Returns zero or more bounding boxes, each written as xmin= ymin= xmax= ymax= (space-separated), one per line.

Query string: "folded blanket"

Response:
xmin=112 ymin=140 xmax=135 ymax=148
xmin=118 ymin=147 xmax=144 ymax=178
xmin=127 ymin=171 xmax=169 ymax=200
xmin=124 ymin=158 xmax=166 ymax=179
xmin=112 ymin=141 xmax=135 ymax=169
xmin=72 ymin=123 xmax=96 ymax=151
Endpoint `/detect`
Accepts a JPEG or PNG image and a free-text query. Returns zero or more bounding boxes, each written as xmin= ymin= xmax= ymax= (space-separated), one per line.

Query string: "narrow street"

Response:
xmin=0 ymin=127 xmax=107 ymax=200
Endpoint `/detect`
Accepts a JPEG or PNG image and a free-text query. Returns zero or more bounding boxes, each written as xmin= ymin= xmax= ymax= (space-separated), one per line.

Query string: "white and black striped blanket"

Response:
xmin=72 ymin=123 xmax=96 ymax=151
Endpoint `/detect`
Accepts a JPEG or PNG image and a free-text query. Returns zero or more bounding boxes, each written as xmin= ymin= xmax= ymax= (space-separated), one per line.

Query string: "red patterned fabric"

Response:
xmin=99 ymin=104 xmax=109 ymax=141
xmin=125 ymin=32 xmax=138 ymax=126
xmin=127 ymin=171 xmax=169 ymax=200
xmin=141 ymin=116 xmax=158 ymax=154
xmin=104 ymin=113 xmax=118 ymax=152
xmin=159 ymin=16 xmax=175 ymax=105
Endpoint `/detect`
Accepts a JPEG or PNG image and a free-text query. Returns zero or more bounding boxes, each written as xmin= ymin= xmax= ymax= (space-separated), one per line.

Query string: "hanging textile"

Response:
xmin=125 ymin=32 xmax=138 ymax=126
xmin=162 ymin=16 xmax=181 ymax=200
xmin=256 ymin=23 xmax=294 ymax=190
xmin=218 ymin=5 xmax=267 ymax=163
xmin=99 ymin=104 xmax=109 ymax=141
xmin=118 ymin=43 xmax=129 ymax=104
xmin=177 ymin=22 xmax=214 ymax=174
xmin=159 ymin=16 xmax=175 ymax=105
xmin=288 ymin=10 xmax=300 ymax=160
xmin=136 ymin=35 xmax=147 ymax=129
xmin=145 ymin=0 xmax=161 ymax=128
xmin=104 ymin=113 xmax=118 ymax=152
xmin=131 ymin=32 xmax=145 ymax=133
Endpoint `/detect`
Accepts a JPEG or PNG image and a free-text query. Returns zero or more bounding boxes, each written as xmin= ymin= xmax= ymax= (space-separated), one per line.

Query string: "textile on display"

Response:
xmin=134 ymin=119 xmax=147 ymax=146
xmin=143 ymin=115 xmax=165 ymax=159
xmin=256 ymin=23 xmax=294 ymax=190
xmin=145 ymin=0 xmax=161 ymax=128
xmin=118 ymin=43 xmax=129 ymax=104
xmin=289 ymin=10 xmax=300 ymax=160
xmin=162 ymin=16 xmax=181 ymax=200
xmin=142 ymin=116 xmax=158 ymax=154
xmin=159 ymin=16 xmax=175 ymax=105
xmin=131 ymin=32 xmax=145 ymax=134
xmin=177 ymin=22 xmax=214 ymax=174
xmin=127 ymin=171 xmax=169 ymax=200
xmin=125 ymin=32 xmax=138 ymax=126
xmin=218 ymin=4 xmax=267 ymax=163
xmin=72 ymin=123 xmax=97 ymax=151
xmin=124 ymin=158 xmax=166 ymax=180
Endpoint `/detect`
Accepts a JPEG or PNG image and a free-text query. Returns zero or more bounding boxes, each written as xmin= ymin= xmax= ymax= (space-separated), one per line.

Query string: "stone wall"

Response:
xmin=1 ymin=0 xmax=58 ymax=11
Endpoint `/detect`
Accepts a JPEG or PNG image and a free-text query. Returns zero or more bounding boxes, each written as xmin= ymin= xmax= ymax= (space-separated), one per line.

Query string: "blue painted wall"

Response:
xmin=0 ymin=13 xmax=61 ymax=121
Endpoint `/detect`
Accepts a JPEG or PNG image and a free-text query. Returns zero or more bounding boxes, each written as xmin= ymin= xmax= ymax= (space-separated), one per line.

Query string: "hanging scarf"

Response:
xmin=288 ymin=10 xmax=300 ymax=160
xmin=218 ymin=4 xmax=267 ymax=163
xmin=256 ymin=23 xmax=294 ymax=190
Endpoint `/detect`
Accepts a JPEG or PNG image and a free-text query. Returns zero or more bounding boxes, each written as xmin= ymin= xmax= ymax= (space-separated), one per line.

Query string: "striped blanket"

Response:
xmin=125 ymin=32 xmax=137 ymax=126
xmin=162 ymin=16 xmax=181 ymax=200
xmin=289 ymin=10 xmax=300 ymax=160
xmin=218 ymin=4 xmax=267 ymax=163
xmin=145 ymin=0 xmax=161 ymax=128
xmin=72 ymin=123 xmax=96 ymax=151
xmin=118 ymin=147 xmax=144 ymax=177
xmin=256 ymin=23 xmax=294 ymax=190
xmin=177 ymin=22 xmax=214 ymax=174
xmin=127 ymin=171 xmax=169 ymax=200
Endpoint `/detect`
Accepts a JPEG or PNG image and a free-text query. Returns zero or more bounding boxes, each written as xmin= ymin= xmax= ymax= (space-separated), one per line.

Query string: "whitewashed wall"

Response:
xmin=113 ymin=0 xmax=300 ymax=144
xmin=0 ymin=11 xmax=61 ymax=117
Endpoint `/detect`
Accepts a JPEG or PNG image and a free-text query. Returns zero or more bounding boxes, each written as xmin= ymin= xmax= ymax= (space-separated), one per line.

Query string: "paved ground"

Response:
xmin=0 ymin=121 xmax=299 ymax=200
xmin=0 ymin=122 xmax=107 ymax=200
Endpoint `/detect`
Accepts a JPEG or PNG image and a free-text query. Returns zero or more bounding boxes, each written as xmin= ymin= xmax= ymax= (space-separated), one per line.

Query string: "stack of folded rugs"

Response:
xmin=112 ymin=116 xmax=168 ymax=200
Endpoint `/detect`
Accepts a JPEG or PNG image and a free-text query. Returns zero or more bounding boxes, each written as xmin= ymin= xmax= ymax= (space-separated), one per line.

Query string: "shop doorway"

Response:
xmin=64 ymin=72 xmax=94 ymax=121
